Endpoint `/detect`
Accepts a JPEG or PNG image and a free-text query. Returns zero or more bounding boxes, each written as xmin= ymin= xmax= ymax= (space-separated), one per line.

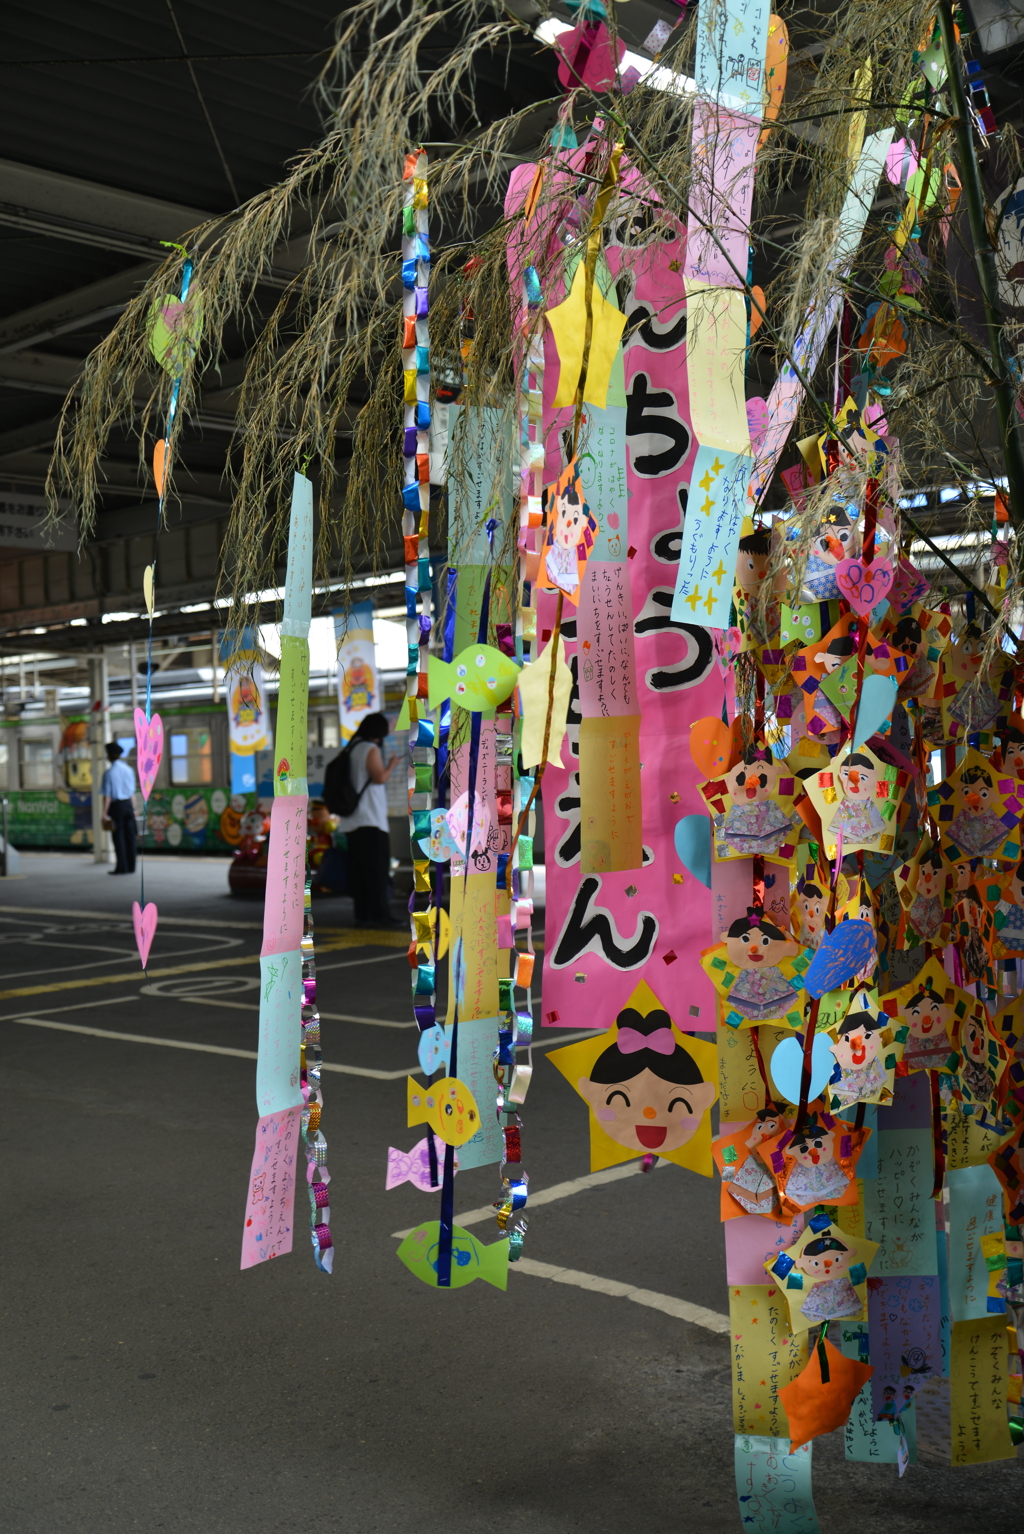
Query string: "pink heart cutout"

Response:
xmin=132 ymin=900 xmax=158 ymax=969
xmin=835 ymin=556 xmax=895 ymax=616
xmin=134 ymin=708 xmax=163 ymax=801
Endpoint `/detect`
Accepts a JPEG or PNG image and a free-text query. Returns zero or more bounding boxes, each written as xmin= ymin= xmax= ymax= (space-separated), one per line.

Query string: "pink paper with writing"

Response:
xmin=577 ymin=561 xmax=638 ymax=718
xmin=261 ymin=794 xmax=308 ymax=955
xmin=684 ymin=102 xmax=760 ymax=288
xmin=505 ymin=171 xmax=723 ymax=1032
xmin=240 ymin=1105 xmax=302 ymax=1268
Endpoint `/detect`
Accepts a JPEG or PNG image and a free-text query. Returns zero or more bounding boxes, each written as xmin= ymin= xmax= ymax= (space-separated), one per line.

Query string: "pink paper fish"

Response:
xmin=385 ymin=1135 xmax=459 ymax=1193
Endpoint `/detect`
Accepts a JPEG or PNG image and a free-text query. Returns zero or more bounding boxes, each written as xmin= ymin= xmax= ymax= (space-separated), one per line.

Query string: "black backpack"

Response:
xmin=322 ymin=741 xmax=370 ymax=818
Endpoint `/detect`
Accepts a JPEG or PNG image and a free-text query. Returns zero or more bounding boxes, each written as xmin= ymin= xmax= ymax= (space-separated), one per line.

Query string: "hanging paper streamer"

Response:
xmin=334 ymin=599 xmax=380 ymax=741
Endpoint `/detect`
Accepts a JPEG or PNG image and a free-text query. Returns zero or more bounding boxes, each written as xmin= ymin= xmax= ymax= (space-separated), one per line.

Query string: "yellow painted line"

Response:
xmin=0 ymin=928 xmax=410 ymax=1001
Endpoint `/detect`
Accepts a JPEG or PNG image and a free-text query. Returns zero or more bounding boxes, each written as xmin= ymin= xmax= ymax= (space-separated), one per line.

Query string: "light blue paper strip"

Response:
xmin=671 ymin=444 xmax=754 ymax=627
xmin=841 ymin=1321 xmax=918 ymax=1464
xmin=947 ymin=1163 xmax=1006 ymax=1320
xmin=577 ymin=404 xmax=628 ymax=560
xmin=281 ymin=471 xmax=313 ymax=638
xmin=862 ymin=1128 xmax=939 ymax=1274
xmin=447 ymin=405 xmax=515 ymax=565
xmin=734 ymin=1434 xmax=819 ymax=1533
xmin=694 ymin=0 xmax=770 ymax=114
xmin=444 ymin=1015 xmax=504 ymax=1171
xmin=256 ymin=949 xmax=304 ymax=1115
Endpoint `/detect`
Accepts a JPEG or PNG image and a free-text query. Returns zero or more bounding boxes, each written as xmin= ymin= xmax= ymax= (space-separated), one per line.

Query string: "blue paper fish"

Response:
xmin=427 ymin=645 xmax=520 ymax=713
xmin=417 ymin=1023 xmax=451 ymax=1076
xmin=396 ymin=1220 xmax=509 ymax=1289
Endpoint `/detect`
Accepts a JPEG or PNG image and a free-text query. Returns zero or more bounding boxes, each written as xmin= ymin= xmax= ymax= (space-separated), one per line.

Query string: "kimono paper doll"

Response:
xmin=826 ymin=990 xmax=904 ymax=1110
xmin=766 ymin=1212 xmax=879 ymax=1332
xmin=996 ymin=718 xmax=1024 ymax=780
xmin=943 ymin=763 xmax=1016 ymax=860
xmin=713 ymin=1105 xmax=791 ymax=1219
xmin=716 ymin=748 xmax=798 ymax=859
xmin=758 ymin=1110 xmax=869 ymax=1217
xmin=993 ymin=862 xmax=1024 ymax=957
xmin=733 ymin=521 xmax=784 ymax=647
xmin=800 ymin=502 xmax=857 ymax=602
xmin=990 ymin=1098 xmax=1024 ymax=1225
xmin=941 ymin=623 xmax=1005 ymax=738
xmin=795 ymin=877 xmax=827 ymax=949
xmin=952 ymin=880 xmax=994 ymax=985
xmin=809 ymin=747 xmax=902 ymax=858
xmin=538 ymin=459 xmax=597 ymax=602
xmin=548 ymin=980 xmax=718 ymax=1174
xmin=942 ymin=1005 xmax=1009 ymax=1126
xmin=881 ymin=956 xmax=971 ymax=1075
xmin=905 ymin=846 xmax=949 ymax=943
xmin=701 ymin=909 xmax=811 ymax=1029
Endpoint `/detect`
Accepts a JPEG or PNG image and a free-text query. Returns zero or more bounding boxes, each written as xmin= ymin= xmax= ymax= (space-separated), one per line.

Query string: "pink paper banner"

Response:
xmin=261 ymin=794 xmax=308 ymax=955
xmin=240 ymin=1105 xmax=302 ymax=1268
xmin=526 ymin=190 xmax=724 ymax=1032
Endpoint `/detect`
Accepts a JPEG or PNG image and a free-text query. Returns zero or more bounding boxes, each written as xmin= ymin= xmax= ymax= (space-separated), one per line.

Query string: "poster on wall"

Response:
xmin=220 ymin=628 xmax=271 ymax=794
xmin=334 ymin=600 xmax=380 ymax=741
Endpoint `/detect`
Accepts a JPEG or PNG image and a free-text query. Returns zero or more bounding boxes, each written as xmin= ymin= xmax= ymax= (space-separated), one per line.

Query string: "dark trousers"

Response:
xmin=346 ymin=826 xmax=391 ymax=923
xmin=109 ymin=798 xmax=137 ymax=874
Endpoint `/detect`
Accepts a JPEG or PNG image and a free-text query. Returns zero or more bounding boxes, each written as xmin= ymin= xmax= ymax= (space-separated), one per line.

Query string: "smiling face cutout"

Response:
xmin=548 ymin=980 xmax=718 ymax=1173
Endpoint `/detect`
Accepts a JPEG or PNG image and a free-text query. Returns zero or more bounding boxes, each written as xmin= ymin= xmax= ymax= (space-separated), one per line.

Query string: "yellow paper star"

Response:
xmin=546 ymin=261 xmax=627 ymax=411
xmin=711 ymin=561 xmax=727 ymax=584
xmin=685 ymin=588 xmax=703 ymax=612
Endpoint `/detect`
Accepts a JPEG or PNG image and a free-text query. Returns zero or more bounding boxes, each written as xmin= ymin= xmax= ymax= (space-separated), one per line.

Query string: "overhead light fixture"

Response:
xmin=534 ymin=16 xmax=696 ymax=97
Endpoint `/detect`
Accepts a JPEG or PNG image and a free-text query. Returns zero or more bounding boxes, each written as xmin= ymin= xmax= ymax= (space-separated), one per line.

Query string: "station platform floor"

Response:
xmin=2 ymin=852 xmax=1020 ymax=1533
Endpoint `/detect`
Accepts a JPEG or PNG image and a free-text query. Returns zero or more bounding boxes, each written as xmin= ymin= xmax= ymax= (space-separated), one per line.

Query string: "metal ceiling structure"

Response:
xmin=2 ymin=0 xmax=1023 ymax=682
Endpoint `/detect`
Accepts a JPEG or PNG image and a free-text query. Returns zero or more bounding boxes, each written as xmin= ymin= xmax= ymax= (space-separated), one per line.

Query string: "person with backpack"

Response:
xmin=323 ymin=712 xmax=402 ymax=927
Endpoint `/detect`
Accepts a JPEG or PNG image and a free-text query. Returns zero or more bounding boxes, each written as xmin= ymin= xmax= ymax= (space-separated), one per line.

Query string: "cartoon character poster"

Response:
xmin=334 ymin=599 xmax=380 ymax=740
xmin=221 ymin=630 xmax=271 ymax=795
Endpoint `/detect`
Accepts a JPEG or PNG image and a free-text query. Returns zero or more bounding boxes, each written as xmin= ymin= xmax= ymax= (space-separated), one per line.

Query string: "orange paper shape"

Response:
xmin=779 ymin=1337 xmax=873 ymax=1451
xmin=689 ymin=715 xmax=743 ymax=779
xmin=153 ymin=438 xmax=167 ymax=498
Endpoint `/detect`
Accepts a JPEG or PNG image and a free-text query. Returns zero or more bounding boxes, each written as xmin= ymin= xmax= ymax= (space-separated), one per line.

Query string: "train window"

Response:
xmin=170 ymin=729 xmax=213 ymax=785
xmin=321 ymin=716 xmax=340 ymax=749
xmin=20 ymin=737 xmax=54 ymax=790
xmin=0 ymin=737 xmax=9 ymax=789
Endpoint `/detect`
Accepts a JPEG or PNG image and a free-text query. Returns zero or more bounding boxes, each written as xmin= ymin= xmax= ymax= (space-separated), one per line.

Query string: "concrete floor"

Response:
xmin=1 ymin=853 xmax=1020 ymax=1533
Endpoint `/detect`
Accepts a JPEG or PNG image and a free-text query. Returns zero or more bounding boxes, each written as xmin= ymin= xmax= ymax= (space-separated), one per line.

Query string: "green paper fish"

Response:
xmin=427 ymin=646 xmax=520 ymax=713
xmin=396 ymin=1220 xmax=509 ymax=1290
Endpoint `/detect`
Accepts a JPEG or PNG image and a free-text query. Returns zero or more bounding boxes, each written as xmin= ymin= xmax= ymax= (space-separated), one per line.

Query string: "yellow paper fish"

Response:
xmin=407 ymin=1075 xmax=481 ymax=1147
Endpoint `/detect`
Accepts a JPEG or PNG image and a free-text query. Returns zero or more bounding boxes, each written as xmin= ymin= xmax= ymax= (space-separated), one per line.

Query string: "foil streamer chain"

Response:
xmin=300 ymin=875 xmax=332 ymax=1271
xmin=400 ymin=149 xmax=441 ymax=1042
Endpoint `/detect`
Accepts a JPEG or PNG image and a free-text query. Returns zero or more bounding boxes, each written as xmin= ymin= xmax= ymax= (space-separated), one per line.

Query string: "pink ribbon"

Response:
xmin=618 ymin=1026 xmax=675 ymax=1055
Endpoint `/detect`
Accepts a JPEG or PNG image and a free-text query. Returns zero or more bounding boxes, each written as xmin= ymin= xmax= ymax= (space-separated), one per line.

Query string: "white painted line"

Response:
xmin=511 ymin=1259 xmax=730 ymax=1334
xmin=1 ymin=994 xmax=137 ymax=1017
xmin=0 ymin=904 xmax=263 ymax=930
xmin=5 ymin=1017 xmax=414 ymax=1081
xmin=391 ymin=1159 xmax=665 ymax=1239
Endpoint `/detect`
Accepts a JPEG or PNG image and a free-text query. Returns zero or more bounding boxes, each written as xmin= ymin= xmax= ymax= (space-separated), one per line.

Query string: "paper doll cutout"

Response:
xmin=881 ymin=954 xmax=974 ymax=1075
xmin=713 ymin=1106 xmax=791 ymax=1220
xmin=992 ymin=860 xmax=1024 ymax=957
xmin=933 ymin=750 xmax=1022 ymax=864
xmin=537 ymin=459 xmax=598 ymax=601
xmin=701 ymin=908 xmax=811 ymax=1029
xmin=795 ymin=875 xmax=827 ymax=949
xmin=757 ymin=1109 xmax=870 ymax=1216
xmin=989 ymin=1098 xmax=1024 ymax=1224
xmin=941 ymin=623 xmax=1006 ymax=738
xmin=942 ymin=1005 xmax=1009 ymax=1126
xmin=799 ymin=502 xmax=858 ymax=601
xmin=807 ymin=744 xmax=904 ymax=858
xmin=904 ymin=845 xmax=950 ymax=943
xmin=711 ymin=747 xmax=799 ymax=859
xmin=951 ymin=877 xmax=994 ymax=985
xmin=548 ymin=980 xmax=718 ymax=1173
xmin=826 ymin=989 xmax=905 ymax=1110
xmin=996 ymin=716 xmax=1024 ymax=779
xmin=767 ymin=1211 xmax=879 ymax=1332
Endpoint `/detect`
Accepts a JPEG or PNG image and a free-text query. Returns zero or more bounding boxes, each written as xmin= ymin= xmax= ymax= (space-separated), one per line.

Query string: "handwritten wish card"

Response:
xmin=262 ymin=794 xmax=309 ymax=954
xmin=240 ymin=1105 xmax=302 ymax=1268
xmin=730 ymin=1283 xmax=808 ymax=1435
xmin=733 ymin=1433 xmax=818 ymax=1534
xmin=444 ymin=1015 xmax=504 ymax=1170
xmin=950 ymin=1315 xmax=1015 ymax=1464
xmin=861 ymin=1128 xmax=938 ymax=1274
xmin=256 ymin=949 xmax=303 ymax=1115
